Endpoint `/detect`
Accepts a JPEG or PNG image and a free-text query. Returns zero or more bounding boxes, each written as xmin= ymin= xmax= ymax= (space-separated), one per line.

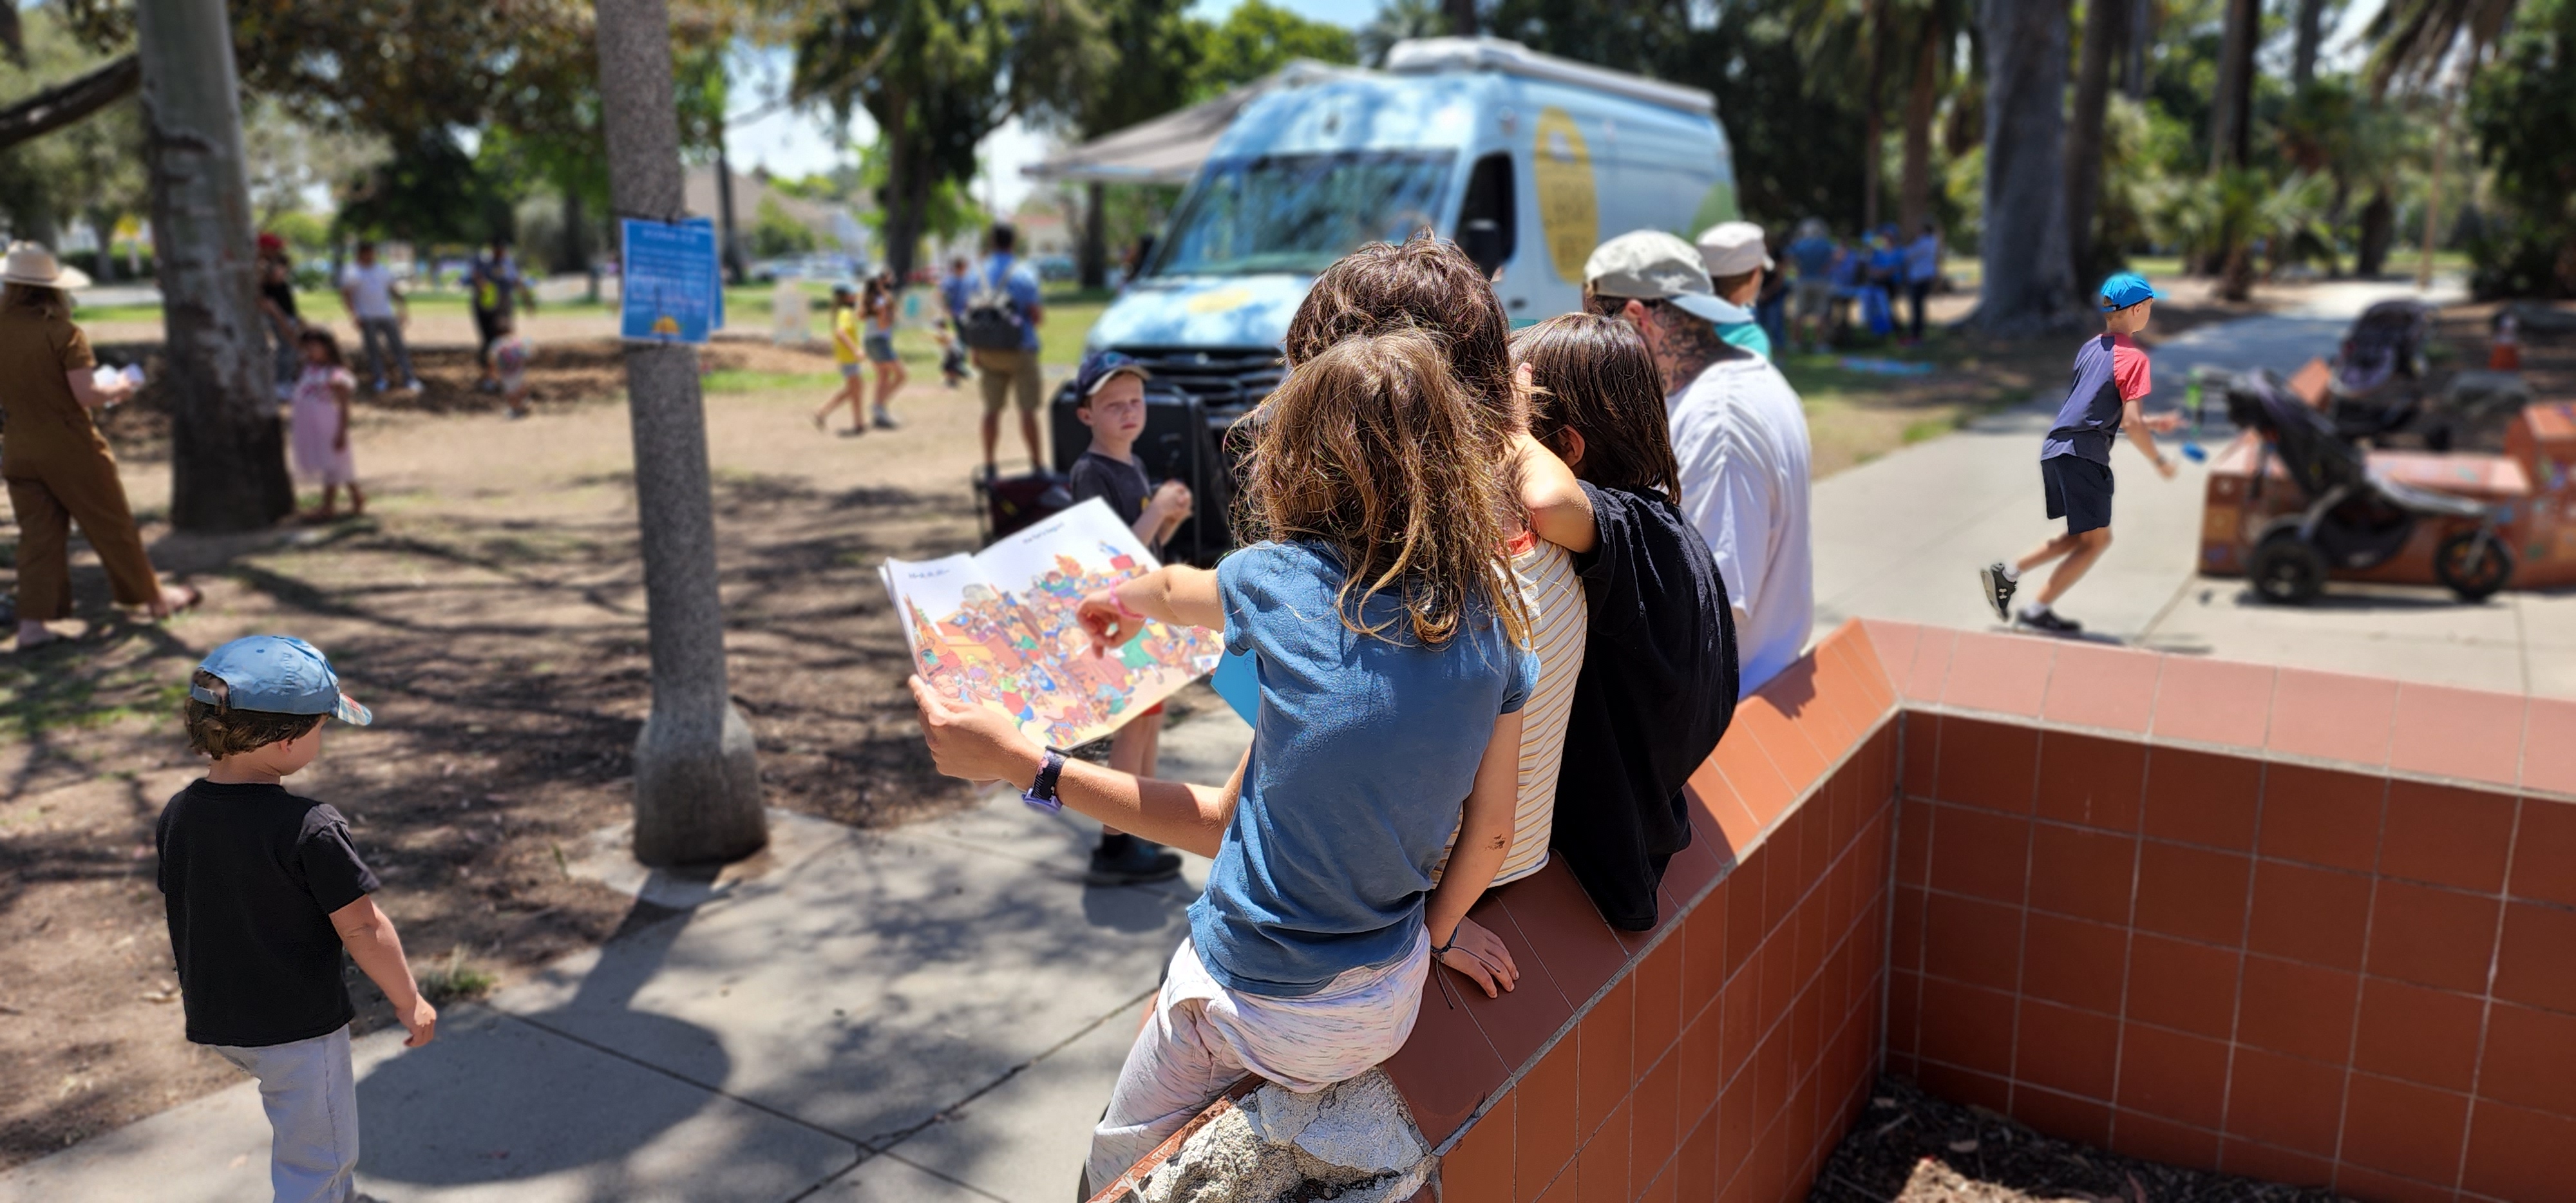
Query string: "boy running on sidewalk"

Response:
xmin=159 ymin=636 xmax=434 ymax=1203
xmin=1980 ymin=272 xmax=2183 ymax=634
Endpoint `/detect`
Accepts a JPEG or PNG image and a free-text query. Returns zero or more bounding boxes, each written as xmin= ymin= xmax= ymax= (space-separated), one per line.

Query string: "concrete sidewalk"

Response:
xmin=1814 ymin=276 xmax=2576 ymax=698
xmin=0 ymin=707 xmax=1256 ymax=1203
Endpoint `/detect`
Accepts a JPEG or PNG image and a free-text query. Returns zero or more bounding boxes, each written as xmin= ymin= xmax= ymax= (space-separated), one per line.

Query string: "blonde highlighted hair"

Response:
xmin=1235 ymin=328 xmax=1528 ymax=648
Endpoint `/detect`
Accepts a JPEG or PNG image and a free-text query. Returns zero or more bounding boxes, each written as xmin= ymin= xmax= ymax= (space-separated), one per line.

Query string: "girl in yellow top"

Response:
xmin=810 ymin=283 xmax=866 ymax=435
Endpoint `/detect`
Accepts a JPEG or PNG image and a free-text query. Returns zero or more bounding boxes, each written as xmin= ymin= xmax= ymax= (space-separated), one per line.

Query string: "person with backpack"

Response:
xmin=961 ymin=223 xmax=1047 ymax=477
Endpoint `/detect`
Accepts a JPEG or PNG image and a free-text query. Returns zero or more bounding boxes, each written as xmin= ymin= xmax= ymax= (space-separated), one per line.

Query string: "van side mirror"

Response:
xmin=1461 ymin=218 xmax=1507 ymax=276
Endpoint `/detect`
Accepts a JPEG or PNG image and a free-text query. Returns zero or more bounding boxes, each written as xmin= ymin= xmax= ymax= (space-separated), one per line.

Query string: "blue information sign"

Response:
xmin=620 ymin=217 xmax=724 ymax=344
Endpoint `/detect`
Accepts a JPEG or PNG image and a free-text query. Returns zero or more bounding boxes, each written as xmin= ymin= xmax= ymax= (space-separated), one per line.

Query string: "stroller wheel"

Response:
xmin=2434 ymin=531 xmax=2514 ymax=602
xmin=2248 ymin=529 xmax=2329 ymax=604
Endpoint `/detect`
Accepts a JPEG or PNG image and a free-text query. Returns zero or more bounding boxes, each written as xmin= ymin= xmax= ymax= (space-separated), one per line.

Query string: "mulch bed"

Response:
xmin=1807 ymin=1077 xmax=2344 ymax=1203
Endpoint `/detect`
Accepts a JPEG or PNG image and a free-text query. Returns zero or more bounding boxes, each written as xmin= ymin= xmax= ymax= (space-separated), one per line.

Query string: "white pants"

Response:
xmin=211 ymin=1026 xmax=359 ymax=1203
xmin=1085 ymin=934 xmax=1428 ymax=1189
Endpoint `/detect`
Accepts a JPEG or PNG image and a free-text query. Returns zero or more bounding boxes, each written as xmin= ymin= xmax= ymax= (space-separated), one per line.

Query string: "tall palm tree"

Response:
xmin=2067 ymin=0 xmax=2129 ymax=286
xmin=1976 ymin=0 xmax=2078 ymax=332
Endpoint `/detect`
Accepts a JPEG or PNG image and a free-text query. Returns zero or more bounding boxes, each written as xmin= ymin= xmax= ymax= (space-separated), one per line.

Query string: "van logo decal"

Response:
xmin=1533 ymin=107 xmax=1599 ymax=285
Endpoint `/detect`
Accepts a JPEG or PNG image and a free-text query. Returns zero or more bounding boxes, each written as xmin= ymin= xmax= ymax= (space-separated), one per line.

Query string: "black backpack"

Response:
xmin=958 ymin=261 xmax=1028 ymax=352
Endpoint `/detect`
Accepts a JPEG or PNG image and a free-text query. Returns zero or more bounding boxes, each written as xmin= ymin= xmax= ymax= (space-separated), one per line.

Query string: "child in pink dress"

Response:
xmin=290 ymin=329 xmax=364 ymax=520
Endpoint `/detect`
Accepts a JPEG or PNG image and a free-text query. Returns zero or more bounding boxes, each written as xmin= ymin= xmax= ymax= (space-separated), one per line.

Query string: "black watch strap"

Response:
xmin=1021 ymin=748 xmax=1068 ymax=813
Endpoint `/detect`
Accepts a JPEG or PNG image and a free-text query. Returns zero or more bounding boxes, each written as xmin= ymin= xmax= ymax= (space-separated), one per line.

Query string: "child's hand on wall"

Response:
xmin=1436 ymin=915 xmax=1520 ymax=999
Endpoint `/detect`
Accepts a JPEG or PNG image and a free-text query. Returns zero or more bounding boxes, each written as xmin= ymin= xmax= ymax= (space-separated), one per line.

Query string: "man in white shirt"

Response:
xmin=337 ymin=240 xmax=419 ymax=393
xmin=1584 ymin=230 xmax=1814 ymax=697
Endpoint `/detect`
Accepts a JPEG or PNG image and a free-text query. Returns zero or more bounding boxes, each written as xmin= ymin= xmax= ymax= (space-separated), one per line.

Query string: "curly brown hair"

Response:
xmin=182 ymin=671 xmax=323 ymax=759
xmin=1282 ymin=236 xmax=1516 ymax=428
xmin=1236 ymin=329 xmax=1528 ymax=648
xmin=1511 ymin=313 xmax=1685 ymax=505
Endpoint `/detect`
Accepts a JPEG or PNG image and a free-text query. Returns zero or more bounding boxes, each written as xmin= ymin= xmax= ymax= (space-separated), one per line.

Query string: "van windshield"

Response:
xmin=1151 ymin=151 xmax=1457 ymax=277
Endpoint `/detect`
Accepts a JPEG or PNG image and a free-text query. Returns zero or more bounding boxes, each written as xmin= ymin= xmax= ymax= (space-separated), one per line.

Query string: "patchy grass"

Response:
xmin=416 ymin=946 xmax=499 ymax=1006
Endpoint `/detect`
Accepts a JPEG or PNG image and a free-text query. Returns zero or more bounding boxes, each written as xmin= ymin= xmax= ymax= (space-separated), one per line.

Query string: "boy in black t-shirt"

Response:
xmin=1065 ymin=352 xmax=1191 ymax=884
xmin=158 ymin=635 xmax=433 ymax=1203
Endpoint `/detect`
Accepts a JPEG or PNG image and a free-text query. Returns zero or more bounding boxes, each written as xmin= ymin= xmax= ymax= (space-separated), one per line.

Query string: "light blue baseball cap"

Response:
xmin=189 ymin=635 xmax=372 ymax=725
xmin=2098 ymin=271 xmax=2162 ymax=312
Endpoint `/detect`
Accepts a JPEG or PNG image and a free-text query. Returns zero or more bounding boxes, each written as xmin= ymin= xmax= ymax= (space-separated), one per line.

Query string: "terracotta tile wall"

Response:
xmin=1872 ymin=620 xmax=2576 ymax=1203
xmin=1417 ymin=623 xmax=1902 ymax=1202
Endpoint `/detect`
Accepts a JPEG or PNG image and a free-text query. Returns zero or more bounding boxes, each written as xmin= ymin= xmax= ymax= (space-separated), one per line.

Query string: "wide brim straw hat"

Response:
xmin=1 ymin=242 xmax=91 ymax=290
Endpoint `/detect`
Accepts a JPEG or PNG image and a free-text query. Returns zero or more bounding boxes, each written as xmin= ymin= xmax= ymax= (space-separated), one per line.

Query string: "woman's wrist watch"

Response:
xmin=1020 ymin=748 xmax=1068 ymax=814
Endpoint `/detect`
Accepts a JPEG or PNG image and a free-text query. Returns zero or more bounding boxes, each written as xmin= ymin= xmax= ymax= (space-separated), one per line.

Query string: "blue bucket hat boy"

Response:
xmin=189 ymin=635 xmax=373 ymax=726
xmin=2098 ymin=271 xmax=2162 ymax=313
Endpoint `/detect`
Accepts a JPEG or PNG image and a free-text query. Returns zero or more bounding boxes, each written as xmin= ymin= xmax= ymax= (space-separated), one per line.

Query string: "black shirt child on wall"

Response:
xmin=156 ymin=780 xmax=381 ymax=1048
xmin=1067 ymin=448 xmax=1162 ymax=559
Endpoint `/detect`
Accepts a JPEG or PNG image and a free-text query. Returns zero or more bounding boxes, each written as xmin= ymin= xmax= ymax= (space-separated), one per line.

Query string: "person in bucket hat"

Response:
xmin=158 ymin=635 xmax=430 ymax=1203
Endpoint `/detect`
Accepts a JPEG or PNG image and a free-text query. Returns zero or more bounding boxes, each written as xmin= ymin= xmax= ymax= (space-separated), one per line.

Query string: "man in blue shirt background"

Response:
xmin=971 ymin=223 xmax=1048 ymax=475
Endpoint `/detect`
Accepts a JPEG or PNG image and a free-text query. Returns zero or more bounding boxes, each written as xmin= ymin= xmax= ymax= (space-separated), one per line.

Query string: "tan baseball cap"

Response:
xmin=1584 ymin=231 xmax=1750 ymax=325
xmin=1695 ymin=222 xmax=1774 ymax=277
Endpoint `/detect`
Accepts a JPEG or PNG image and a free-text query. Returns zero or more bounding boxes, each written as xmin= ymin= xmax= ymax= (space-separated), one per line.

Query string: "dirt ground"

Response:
xmin=1808 ymin=1076 xmax=2343 ymax=1203
xmin=0 ymin=275 xmax=2363 ymax=1169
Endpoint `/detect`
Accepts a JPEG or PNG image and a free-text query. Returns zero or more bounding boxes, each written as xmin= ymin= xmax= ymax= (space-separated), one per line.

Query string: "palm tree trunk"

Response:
xmin=1077 ymin=180 xmax=1108 ymax=290
xmin=1975 ymin=0 xmax=2078 ymax=334
xmin=2067 ymin=0 xmax=2126 ymax=285
xmin=2123 ymin=0 xmax=2152 ymax=96
xmin=2211 ymin=0 xmax=2257 ymax=171
xmin=2358 ymin=188 xmax=2394 ymax=276
xmin=1899 ymin=12 xmax=1942 ymax=238
xmin=1861 ymin=0 xmax=1888 ymax=230
xmin=138 ymin=0 xmax=294 ymax=533
xmin=1446 ymin=0 xmax=1477 ymax=35
xmin=2292 ymin=0 xmax=2325 ymax=86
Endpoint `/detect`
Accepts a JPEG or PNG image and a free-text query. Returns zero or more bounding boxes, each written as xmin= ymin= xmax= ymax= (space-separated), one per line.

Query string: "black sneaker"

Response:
xmin=1086 ymin=838 xmax=1182 ymax=886
xmin=2016 ymin=606 xmax=2083 ymax=636
xmin=1979 ymin=562 xmax=2018 ymax=622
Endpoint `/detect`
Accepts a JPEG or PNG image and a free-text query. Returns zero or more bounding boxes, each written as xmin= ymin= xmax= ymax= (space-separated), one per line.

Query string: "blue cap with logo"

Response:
xmin=2098 ymin=271 xmax=2162 ymax=312
xmin=1072 ymin=349 xmax=1150 ymax=400
xmin=189 ymin=635 xmax=373 ymax=726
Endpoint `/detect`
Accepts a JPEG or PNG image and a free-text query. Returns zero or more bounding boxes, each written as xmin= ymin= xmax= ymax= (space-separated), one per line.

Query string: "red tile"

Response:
xmin=2268 ymin=668 xmax=2400 ymax=768
xmin=2479 ymin=1001 xmax=2576 ymax=1115
xmin=1941 ymin=630 xmax=2055 ymax=717
xmin=1735 ymin=697 xmax=1831 ymax=804
xmin=1725 ymin=862 xmax=1765 ymax=985
xmin=2021 ymin=913 xmax=2127 ymax=1016
xmin=2034 ymin=731 xmax=2146 ymax=833
xmin=1882 ymin=971 xmax=1919 ymax=1062
xmin=2234 ymin=955 xmax=2358 ymax=1065
xmin=1915 ymin=1059 xmax=2011 ymax=1113
xmin=1923 ymin=892 xmax=2022 ymax=993
xmin=1918 ymin=977 xmax=2017 ymax=1076
xmin=2011 ymin=1086 xmax=2113 ymax=1146
xmin=2496 ymin=900 xmax=2576 ymax=1015
xmin=1676 ymin=1110 xmax=1718 ymax=1203
xmin=1754 ymin=1027 xmax=1791 ymax=1125
xmin=1678 ymin=1010 xmax=1722 ymax=1130
xmin=1901 ymin=712 xmax=1940 ymax=802
xmin=2141 ymin=748 xmax=2262 ymax=851
xmin=2028 ymin=823 xmax=2138 ymax=925
xmin=2133 ymin=842 xmax=2253 ymax=947
xmin=2366 ymin=879 xmax=2503 ymax=994
xmin=1635 ymin=1161 xmax=1676 ymax=1203
xmin=1765 ymin=657 xmax=1862 ymax=769
xmin=2221 ymin=1138 xmax=2335 ymax=1188
xmin=2040 ymin=642 xmax=2161 ymax=732
xmin=2388 ymin=681 xmax=2527 ymax=789
xmin=2523 ymin=697 xmax=2576 ymax=797
xmin=1517 ymin=1037 xmax=1580 ymax=1200
xmin=2340 ymin=1072 xmax=2470 ymax=1186
xmin=2148 ymin=656 xmax=2274 ymax=750
xmin=1894 ymin=799 xmax=1932 ymax=887
xmin=2110 ymin=1110 xmax=2221 ymax=1170
xmin=1890 ymin=886 xmax=1926 ymax=973
xmin=2353 ymin=977 xmax=2485 ymax=1092
xmin=1577 ymin=975 xmax=1636 ymax=1137
xmin=1455 ymin=904 xmax=1578 ymax=1072
xmin=1634 ymin=1048 xmax=1682 ymax=1177
xmin=2015 ymin=999 xmax=2119 ymax=1101
xmin=1634 ymin=936 xmax=1685 ymax=1070
xmin=2226 ymin=1046 xmax=2347 ymax=1155
xmin=2510 ymin=799 xmax=2576 ymax=907
xmin=2380 ymin=780 xmax=2516 ymax=894
xmin=1528 ymin=1160 xmax=1575 ymax=1203
xmin=2246 ymin=859 xmax=2374 ymax=971
xmin=1442 ymin=1092 xmax=1517 ymax=1203
xmin=1933 ymin=719 xmax=2041 ymax=814
xmin=2259 ymin=764 xmax=2385 ymax=873
xmin=2116 ymin=1025 xmax=2230 ymax=1128
xmin=1712 ymin=732 xmax=1794 ymax=834
xmin=1499 ymin=862 xmax=1633 ymax=1005
xmin=1383 ymin=991 xmax=1509 ymax=1148
xmin=1926 ymin=803 xmax=2034 ymax=904
xmin=1853 ymin=619 xmax=1918 ymax=696
xmin=2126 ymin=934 xmax=2242 ymax=1039
xmin=2332 ymin=1164 xmax=2459 ymax=1203
xmin=1662 ymin=836 xmax=1726 ymax=922
xmin=1683 ymin=891 xmax=1728 ymax=1026
xmin=1575 ymin=1096 xmax=1632 ymax=1203
xmin=2464 ymin=1100 xmax=2576 ymax=1203
xmin=1901 ymin=627 xmax=1957 ymax=704
xmin=1717 ymin=1064 xmax=1758 ymax=1178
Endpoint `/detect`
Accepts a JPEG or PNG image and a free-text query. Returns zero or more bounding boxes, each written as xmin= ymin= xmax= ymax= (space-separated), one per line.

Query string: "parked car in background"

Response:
xmin=1033 ymin=254 xmax=1077 ymax=282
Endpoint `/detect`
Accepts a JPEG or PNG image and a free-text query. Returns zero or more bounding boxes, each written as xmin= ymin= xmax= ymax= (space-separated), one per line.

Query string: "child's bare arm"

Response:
xmin=1515 ymin=433 xmax=1596 ymax=553
xmin=911 ymin=676 xmax=1240 ymax=856
xmin=328 ymin=896 xmax=437 ymax=1046
xmin=1424 ymin=709 xmax=1524 ymax=998
xmin=1078 ymin=564 xmax=1224 ymax=649
xmin=2122 ymin=398 xmax=2177 ymax=477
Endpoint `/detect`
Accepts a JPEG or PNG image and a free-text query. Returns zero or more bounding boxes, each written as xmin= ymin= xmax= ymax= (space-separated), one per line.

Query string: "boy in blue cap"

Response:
xmin=1980 ymin=272 xmax=2183 ymax=634
xmin=158 ymin=636 xmax=432 ymax=1203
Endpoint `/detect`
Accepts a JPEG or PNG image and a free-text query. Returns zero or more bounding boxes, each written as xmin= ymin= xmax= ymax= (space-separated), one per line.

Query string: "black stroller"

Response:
xmin=2325 ymin=299 xmax=2433 ymax=441
xmin=2201 ymin=366 xmax=2514 ymax=604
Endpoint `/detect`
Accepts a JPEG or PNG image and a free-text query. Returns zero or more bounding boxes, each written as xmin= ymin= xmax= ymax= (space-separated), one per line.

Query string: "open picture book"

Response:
xmin=881 ymin=498 xmax=1225 ymax=748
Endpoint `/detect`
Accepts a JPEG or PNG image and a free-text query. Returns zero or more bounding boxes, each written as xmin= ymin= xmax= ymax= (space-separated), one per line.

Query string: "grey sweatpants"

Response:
xmin=354 ymin=317 xmax=413 ymax=388
xmin=210 ymin=1026 xmax=359 ymax=1203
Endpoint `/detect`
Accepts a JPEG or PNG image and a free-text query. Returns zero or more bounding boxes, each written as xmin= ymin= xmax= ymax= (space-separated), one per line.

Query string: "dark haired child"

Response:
xmin=159 ymin=636 xmax=433 ymax=1203
xmin=290 ymin=328 xmax=363 ymax=521
xmin=1512 ymin=311 xmax=1740 ymax=930
xmin=1065 ymin=350 xmax=1193 ymax=885
xmin=1980 ymin=271 xmax=2183 ymax=634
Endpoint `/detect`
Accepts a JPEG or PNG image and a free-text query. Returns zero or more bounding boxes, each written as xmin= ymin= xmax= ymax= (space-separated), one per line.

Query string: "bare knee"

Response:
xmin=2079 ymin=527 xmax=2113 ymax=553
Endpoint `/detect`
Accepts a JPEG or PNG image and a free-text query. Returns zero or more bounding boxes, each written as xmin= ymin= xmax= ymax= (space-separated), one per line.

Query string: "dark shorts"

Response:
xmin=2042 ymin=454 xmax=2114 ymax=535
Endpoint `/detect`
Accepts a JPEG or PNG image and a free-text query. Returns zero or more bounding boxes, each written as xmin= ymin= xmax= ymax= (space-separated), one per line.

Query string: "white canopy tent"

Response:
xmin=1020 ymin=61 xmax=1355 ymax=185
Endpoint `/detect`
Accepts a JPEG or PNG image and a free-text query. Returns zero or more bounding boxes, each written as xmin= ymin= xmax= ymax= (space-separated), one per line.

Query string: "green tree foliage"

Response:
xmin=750 ymin=194 xmax=821 ymax=256
xmin=0 ymin=6 xmax=142 ymax=254
xmin=1192 ymin=0 xmax=1359 ymax=97
xmin=2467 ymin=0 xmax=2576 ymax=293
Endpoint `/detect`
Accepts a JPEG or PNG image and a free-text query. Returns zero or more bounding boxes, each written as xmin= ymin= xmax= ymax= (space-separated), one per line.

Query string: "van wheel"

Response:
xmin=2248 ymin=529 xmax=2327 ymax=604
xmin=2434 ymin=531 xmax=2513 ymax=602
